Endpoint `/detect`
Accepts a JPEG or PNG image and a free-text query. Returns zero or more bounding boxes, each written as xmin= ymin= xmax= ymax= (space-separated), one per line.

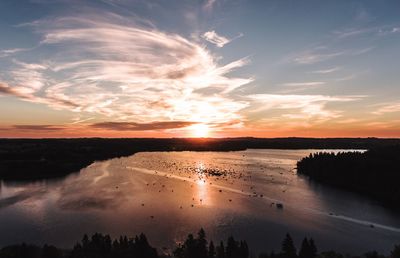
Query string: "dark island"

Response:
xmin=1 ymin=137 xmax=400 ymax=181
xmin=1 ymin=228 xmax=399 ymax=258
xmin=297 ymin=145 xmax=400 ymax=209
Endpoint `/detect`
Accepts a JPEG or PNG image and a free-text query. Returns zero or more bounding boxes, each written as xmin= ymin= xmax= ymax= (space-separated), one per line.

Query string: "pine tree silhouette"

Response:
xmin=209 ymin=241 xmax=216 ymax=258
xmin=280 ymin=234 xmax=297 ymax=258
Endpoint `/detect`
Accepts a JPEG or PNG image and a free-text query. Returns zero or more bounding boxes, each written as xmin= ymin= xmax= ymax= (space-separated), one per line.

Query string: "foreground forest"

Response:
xmin=1 ymin=137 xmax=400 ymax=181
xmin=297 ymin=145 xmax=400 ymax=208
xmin=0 ymin=229 xmax=399 ymax=258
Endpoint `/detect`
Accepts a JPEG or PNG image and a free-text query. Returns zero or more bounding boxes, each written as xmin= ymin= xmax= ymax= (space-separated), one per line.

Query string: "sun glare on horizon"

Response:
xmin=190 ymin=124 xmax=210 ymax=138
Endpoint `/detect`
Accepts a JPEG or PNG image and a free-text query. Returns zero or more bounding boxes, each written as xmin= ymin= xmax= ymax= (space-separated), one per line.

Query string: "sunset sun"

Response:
xmin=190 ymin=124 xmax=210 ymax=138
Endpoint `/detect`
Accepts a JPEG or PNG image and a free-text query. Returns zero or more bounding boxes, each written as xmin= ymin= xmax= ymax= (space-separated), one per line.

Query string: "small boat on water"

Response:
xmin=276 ymin=203 xmax=283 ymax=209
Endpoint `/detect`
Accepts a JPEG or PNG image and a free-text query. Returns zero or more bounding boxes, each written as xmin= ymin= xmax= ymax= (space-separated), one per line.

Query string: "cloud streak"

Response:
xmin=282 ymin=82 xmax=326 ymax=87
xmin=90 ymin=121 xmax=197 ymax=131
xmin=12 ymin=125 xmax=66 ymax=131
xmin=311 ymin=67 xmax=341 ymax=74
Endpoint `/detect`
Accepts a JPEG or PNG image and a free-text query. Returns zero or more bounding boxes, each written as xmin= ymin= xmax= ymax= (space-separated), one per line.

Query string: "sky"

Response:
xmin=0 ymin=0 xmax=400 ymax=138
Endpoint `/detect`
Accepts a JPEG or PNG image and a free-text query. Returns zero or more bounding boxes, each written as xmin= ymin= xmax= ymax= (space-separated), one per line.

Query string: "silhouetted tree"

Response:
xmin=280 ymin=234 xmax=297 ymax=258
xmin=298 ymin=238 xmax=309 ymax=258
xmin=298 ymin=237 xmax=316 ymax=258
xmin=226 ymin=237 xmax=238 ymax=258
xmin=135 ymin=233 xmax=158 ymax=258
xmin=41 ymin=245 xmax=61 ymax=258
xmin=318 ymin=251 xmax=343 ymax=258
xmin=241 ymin=241 xmax=249 ymax=258
xmin=309 ymin=238 xmax=317 ymax=258
xmin=216 ymin=241 xmax=225 ymax=258
xmin=197 ymin=228 xmax=208 ymax=258
xmin=174 ymin=231 xmax=209 ymax=258
xmin=364 ymin=250 xmax=384 ymax=258
xmin=209 ymin=241 xmax=216 ymax=258
xmin=0 ymin=243 xmax=41 ymax=258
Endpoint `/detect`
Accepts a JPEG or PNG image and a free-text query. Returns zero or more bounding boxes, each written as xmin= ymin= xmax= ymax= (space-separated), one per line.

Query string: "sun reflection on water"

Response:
xmin=195 ymin=162 xmax=211 ymax=206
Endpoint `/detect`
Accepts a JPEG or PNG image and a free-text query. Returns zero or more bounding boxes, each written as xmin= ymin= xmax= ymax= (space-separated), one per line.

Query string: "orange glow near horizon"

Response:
xmin=1 ymin=126 xmax=400 ymax=138
xmin=1 ymin=117 xmax=400 ymax=139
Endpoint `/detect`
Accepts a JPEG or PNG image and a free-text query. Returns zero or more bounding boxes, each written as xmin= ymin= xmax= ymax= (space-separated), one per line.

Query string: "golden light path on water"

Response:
xmin=123 ymin=163 xmax=400 ymax=233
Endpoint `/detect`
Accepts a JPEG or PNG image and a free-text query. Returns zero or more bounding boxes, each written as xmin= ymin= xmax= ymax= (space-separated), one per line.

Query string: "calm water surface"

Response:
xmin=1 ymin=149 xmax=399 ymax=254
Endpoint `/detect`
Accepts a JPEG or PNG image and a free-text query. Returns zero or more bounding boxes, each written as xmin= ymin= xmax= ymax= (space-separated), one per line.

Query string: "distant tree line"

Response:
xmin=296 ymin=145 xmax=400 ymax=208
xmin=1 ymin=229 xmax=400 ymax=258
xmin=1 ymin=137 xmax=400 ymax=181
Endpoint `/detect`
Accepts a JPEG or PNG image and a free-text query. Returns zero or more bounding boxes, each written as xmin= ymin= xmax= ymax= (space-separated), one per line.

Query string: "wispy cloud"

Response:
xmin=0 ymin=82 xmax=35 ymax=99
xmin=0 ymin=13 xmax=252 ymax=128
xmin=90 ymin=121 xmax=197 ymax=131
xmin=334 ymin=27 xmax=373 ymax=39
xmin=372 ymin=103 xmax=400 ymax=115
xmin=12 ymin=124 xmax=65 ymax=131
xmin=292 ymin=46 xmax=373 ymax=65
xmin=248 ymin=94 xmax=363 ymax=122
xmin=202 ymin=30 xmax=243 ymax=48
xmin=279 ymin=82 xmax=326 ymax=93
xmin=335 ymin=25 xmax=400 ymax=38
xmin=202 ymin=30 xmax=230 ymax=47
xmin=282 ymin=82 xmax=325 ymax=87
xmin=311 ymin=67 xmax=341 ymax=74
xmin=293 ymin=51 xmax=345 ymax=64
xmin=0 ymin=48 xmax=29 ymax=58
xmin=69 ymin=117 xmax=95 ymax=125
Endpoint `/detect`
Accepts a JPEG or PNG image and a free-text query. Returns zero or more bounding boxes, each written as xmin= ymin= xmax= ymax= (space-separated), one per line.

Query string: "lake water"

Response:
xmin=1 ymin=149 xmax=400 ymax=255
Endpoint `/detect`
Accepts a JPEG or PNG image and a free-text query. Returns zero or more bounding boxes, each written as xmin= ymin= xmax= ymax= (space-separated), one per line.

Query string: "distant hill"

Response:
xmin=297 ymin=145 xmax=400 ymax=209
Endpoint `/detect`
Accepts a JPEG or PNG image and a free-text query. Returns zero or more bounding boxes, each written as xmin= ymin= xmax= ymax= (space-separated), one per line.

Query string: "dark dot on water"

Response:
xmin=191 ymin=204 xmax=194 ymax=207
xmin=219 ymin=190 xmax=222 ymax=192
xmin=229 ymin=199 xmax=232 ymax=202
xmin=141 ymin=203 xmax=145 ymax=206
xmin=150 ymin=216 xmax=154 ymax=219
